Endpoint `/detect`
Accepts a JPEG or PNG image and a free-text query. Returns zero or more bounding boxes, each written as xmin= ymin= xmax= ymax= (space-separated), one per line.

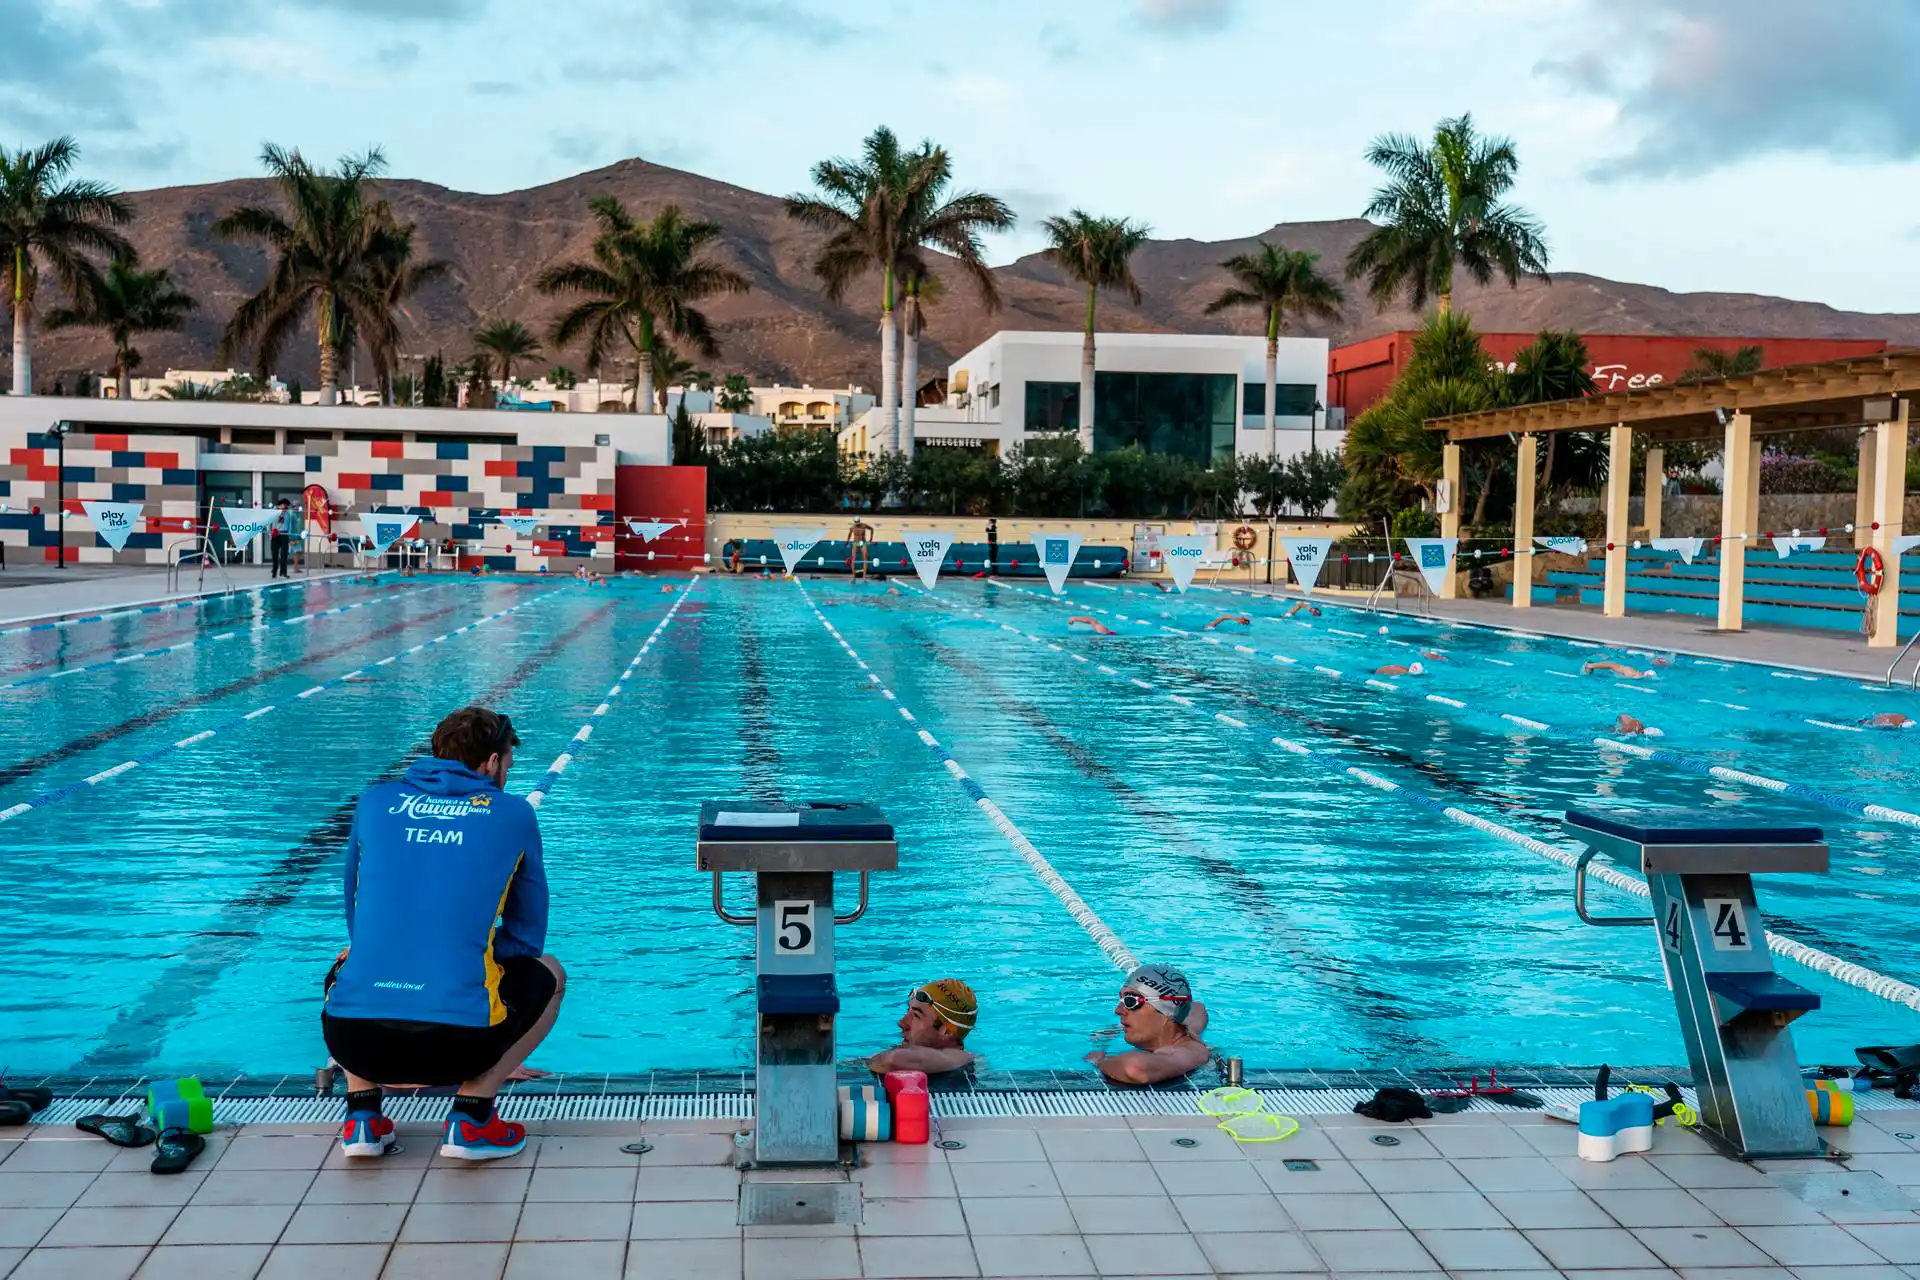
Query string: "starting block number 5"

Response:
xmin=1703 ymin=897 xmax=1754 ymax=951
xmin=774 ymin=900 xmax=816 ymax=955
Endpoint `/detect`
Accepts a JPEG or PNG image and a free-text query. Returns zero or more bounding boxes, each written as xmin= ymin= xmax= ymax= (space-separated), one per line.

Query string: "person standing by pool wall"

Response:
xmin=847 ymin=517 xmax=873 ymax=579
xmin=985 ymin=518 xmax=998 ymax=575
xmin=868 ymin=979 xmax=978 ymax=1076
xmin=268 ymin=498 xmax=296 ymax=579
xmin=1087 ymin=964 xmax=1211 ymax=1085
xmin=322 ymin=706 xmax=566 ymax=1161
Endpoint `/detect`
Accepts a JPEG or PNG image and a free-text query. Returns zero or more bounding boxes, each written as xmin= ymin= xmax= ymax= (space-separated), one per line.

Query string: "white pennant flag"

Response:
xmin=82 ymin=500 xmax=144 ymax=551
xmin=500 ymin=515 xmax=540 ymax=538
xmin=1896 ymin=534 xmax=1920 ymax=556
xmin=1534 ymin=536 xmax=1588 ymax=558
xmin=905 ymin=531 xmax=955 ymax=590
xmin=1773 ymin=534 xmax=1826 ymax=559
xmin=1402 ymin=537 xmax=1458 ymax=594
xmin=1280 ymin=537 xmax=1334 ymax=593
xmin=221 ymin=505 xmax=277 ymax=553
xmin=626 ymin=519 xmax=680 ymax=542
xmin=1031 ymin=532 xmax=1083 ymax=594
xmin=1651 ymin=536 xmax=1706 ymax=564
xmin=359 ymin=513 xmax=417 ymax=556
xmin=772 ymin=526 xmax=825 ymax=575
xmin=1159 ymin=535 xmax=1210 ymax=593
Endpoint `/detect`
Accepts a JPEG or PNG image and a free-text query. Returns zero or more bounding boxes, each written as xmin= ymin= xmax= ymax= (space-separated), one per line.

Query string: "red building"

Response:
xmin=1327 ymin=332 xmax=1891 ymax=420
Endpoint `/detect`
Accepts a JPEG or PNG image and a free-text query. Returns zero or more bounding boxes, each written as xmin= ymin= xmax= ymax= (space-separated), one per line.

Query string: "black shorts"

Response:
xmin=322 ymin=955 xmax=558 ymax=1087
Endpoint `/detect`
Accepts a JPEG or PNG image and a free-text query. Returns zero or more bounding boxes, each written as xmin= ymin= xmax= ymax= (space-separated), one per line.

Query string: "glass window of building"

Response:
xmin=1024 ymin=381 xmax=1079 ymax=431
xmin=1242 ymin=383 xmax=1319 ymax=417
xmin=1092 ymin=372 xmax=1236 ymax=463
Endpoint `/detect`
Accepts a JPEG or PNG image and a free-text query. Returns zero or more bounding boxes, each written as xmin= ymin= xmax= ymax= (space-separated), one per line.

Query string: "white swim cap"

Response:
xmin=1378 ymin=625 xmax=1389 ymax=635
xmin=1408 ymin=662 xmax=1425 ymax=675
xmin=1644 ymin=727 xmax=1664 ymax=738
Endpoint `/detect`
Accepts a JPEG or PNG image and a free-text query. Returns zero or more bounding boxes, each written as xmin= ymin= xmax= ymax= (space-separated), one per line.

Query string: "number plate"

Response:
xmin=774 ymin=899 xmax=816 ymax=955
xmin=1704 ymin=897 xmax=1754 ymax=951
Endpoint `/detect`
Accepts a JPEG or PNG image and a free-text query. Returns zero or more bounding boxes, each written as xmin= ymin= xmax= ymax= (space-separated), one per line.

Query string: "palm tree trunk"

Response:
xmin=1541 ymin=433 xmax=1556 ymax=492
xmin=116 ymin=354 xmax=130 ymax=403
xmin=900 ymin=292 xmax=919 ymax=462
xmin=880 ymin=266 xmax=899 ymax=454
xmin=1079 ymin=283 xmax=1096 ymax=454
xmin=316 ymin=292 xmax=338 ymax=406
xmin=11 ymin=252 xmax=32 ymax=397
xmin=1437 ymin=289 xmax=1452 ymax=317
xmin=1264 ymin=319 xmax=1279 ymax=459
xmin=635 ymin=314 xmax=657 ymax=420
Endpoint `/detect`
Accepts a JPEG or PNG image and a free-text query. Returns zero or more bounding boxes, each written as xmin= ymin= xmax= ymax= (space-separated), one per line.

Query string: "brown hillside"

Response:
xmin=13 ymin=158 xmax=1920 ymax=391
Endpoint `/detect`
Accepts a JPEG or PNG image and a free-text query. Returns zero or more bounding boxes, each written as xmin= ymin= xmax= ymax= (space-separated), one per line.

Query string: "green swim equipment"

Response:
xmin=1195 ymin=1086 xmax=1300 ymax=1143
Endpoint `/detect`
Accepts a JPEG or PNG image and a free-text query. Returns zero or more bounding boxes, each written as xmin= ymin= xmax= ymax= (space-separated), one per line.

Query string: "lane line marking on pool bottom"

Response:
xmin=910 ymin=584 xmax=1920 ymax=1012
xmin=0 ymin=580 xmax=451 ymax=692
xmin=0 ymin=571 xmax=361 ymax=639
xmin=526 ymin=582 xmax=698 ymax=808
xmin=992 ymin=577 xmax=1920 ymax=832
xmin=795 ymin=582 xmax=1139 ymax=973
xmin=0 ymin=593 xmax=545 ymax=826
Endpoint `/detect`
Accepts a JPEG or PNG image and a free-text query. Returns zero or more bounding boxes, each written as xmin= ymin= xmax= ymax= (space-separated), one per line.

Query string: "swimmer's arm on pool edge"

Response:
xmin=1091 ymin=1037 xmax=1211 ymax=1085
xmin=868 ymin=1045 xmax=973 ymax=1075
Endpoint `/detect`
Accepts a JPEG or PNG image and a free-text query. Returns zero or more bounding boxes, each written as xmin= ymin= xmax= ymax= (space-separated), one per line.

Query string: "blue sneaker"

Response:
xmin=339 ymin=1110 xmax=396 ymax=1159
xmin=440 ymin=1108 xmax=525 ymax=1161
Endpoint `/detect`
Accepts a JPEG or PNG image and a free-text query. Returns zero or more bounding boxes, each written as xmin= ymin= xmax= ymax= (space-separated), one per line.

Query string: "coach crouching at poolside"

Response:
xmin=322 ymin=706 xmax=565 ymax=1161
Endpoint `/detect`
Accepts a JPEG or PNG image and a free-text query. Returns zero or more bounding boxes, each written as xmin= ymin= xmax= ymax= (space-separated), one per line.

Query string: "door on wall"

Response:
xmin=261 ymin=471 xmax=305 ymax=569
xmin=201 ymin=470 xmax=254 ymax=563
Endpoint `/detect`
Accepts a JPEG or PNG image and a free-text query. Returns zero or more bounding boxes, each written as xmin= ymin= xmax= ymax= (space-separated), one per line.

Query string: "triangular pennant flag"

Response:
xmin=1651 ymin=536 xmax=1705 ymax=564
xmin=1402 ymin=537 xmax=1457 ymax=594
xmin=359 ymin=513 xmax=417 ymax=556
xmin=220 ymin=505 xmax=277 ymax=552
xmin=1159 ymin=535 xmax=1210 ymax=593
xmin=500 ymin=515 xmax=540 ymax=538
xmin=626 ymin=519 xmax=680 ymax=542
xmin=1280 ymin=537 xmax=1333 ymax=594
xmin=1896 ymin=533 xmax=1920 ymax=556
xmin=1773 ymin=534 xmax=1826 ymax=559
xmin=1534 ymin=536 xmax=1588 ymax=558
xmin=772 ymin=526 xmax=825 ymax=575
xmin=81 ymin=500 xmax=144 ymax=551
xmin=906 ymin=531 xmax=955 ymax=590
xmin=1031 ymin=532 xmax=1083 ymax=594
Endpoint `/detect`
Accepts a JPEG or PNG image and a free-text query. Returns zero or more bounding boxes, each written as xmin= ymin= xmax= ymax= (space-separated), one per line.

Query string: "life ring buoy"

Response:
xmin=1231 ymin=525 xmax=1258 ymax=552
xmin=1858 ymin=547 xmax=1886 ymax=596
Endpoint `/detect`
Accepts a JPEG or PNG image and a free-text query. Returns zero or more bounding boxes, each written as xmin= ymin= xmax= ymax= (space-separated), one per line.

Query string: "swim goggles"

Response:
xmin=910 ymin=987 xmax=976 ymax=1031
xmin=489 ymin=713 xmax=518 ymax=755
xmin=1120 ymin=990 xmax=1190 ymax=1013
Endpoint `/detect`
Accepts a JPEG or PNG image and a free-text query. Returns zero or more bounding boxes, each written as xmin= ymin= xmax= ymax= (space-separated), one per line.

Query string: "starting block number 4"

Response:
xmin=775 ymin=900 xmax=816 ymax=955
xmin=1662 ymin=901 xmax=1683 ymax=953
xmin=1703 ymin=898 xmax=1753 ymax=951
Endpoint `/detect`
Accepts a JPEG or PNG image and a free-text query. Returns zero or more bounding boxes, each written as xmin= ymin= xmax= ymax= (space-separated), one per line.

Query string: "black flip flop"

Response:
xmin=75 ymin=1113 xmax=157 ymax=1147
xmin=0 ymin=1100 xmax=29 ymax=1127
xmin=0 ymin=1083 xmax=52 ymax=1113
xmin=151 ymin=1127 xmax=205 ymax=1175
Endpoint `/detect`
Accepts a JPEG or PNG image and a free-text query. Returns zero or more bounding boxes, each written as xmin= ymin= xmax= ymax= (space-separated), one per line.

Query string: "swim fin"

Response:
xmin=0 ymin=1082 xmax=51 ymax=1113
xmin=1855 ymin=1045 xmax=1920 ymax=1099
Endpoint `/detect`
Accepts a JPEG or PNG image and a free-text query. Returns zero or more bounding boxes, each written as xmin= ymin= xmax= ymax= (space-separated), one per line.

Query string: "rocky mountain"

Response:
xmin=13 ymin=157 xmax=1920 ymax=393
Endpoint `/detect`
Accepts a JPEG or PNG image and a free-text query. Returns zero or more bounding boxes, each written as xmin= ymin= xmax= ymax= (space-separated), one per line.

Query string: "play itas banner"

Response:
xmin=81 ymin=500 xmax=144 ymax=551
xmin=906 ymin=531 xmax=955 ymax=590
xmin=1281 ymin=537 xmax=1333 ymax=593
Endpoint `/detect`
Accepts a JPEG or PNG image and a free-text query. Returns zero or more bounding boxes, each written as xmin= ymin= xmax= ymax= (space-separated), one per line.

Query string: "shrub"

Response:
xmin=1759 ymin=454 xmax=1853 ymax=495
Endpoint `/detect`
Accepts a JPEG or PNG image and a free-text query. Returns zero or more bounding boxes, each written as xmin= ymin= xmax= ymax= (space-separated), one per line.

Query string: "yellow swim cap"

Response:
xmin=915 ymin=979 xmax=978 ymax=1041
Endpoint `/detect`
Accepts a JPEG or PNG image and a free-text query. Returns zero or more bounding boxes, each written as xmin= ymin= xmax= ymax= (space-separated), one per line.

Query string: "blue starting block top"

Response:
xmin=698 ymin=801 xmax=893 ymax=844
xmin=1566 ymin=808 xmax=1823 ymax=847
xmin=1707 ymin=970 xmax=1820 ymax=1014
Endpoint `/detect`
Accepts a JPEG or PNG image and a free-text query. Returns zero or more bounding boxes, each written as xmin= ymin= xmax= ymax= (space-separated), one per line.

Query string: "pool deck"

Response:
xmin=0 ymin=567 xmax=361 ymax=628
xmin=1228 ymin=585 xmax=1910 ymax=686
xmin=3 ymin=1104 xmax=1918 ymax=1279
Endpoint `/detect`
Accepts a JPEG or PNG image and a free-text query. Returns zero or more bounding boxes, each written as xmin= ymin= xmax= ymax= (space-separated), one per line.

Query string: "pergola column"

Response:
xmin=1717 ymin=411 xmax=1755 ymax=631
xmin=1869 ymin=398 xmax=1910 ymax=647
xmin=1602 ymin=423 xmax=1631 ymax=617
xmin=1513 ymin=433 xmax=1537 ymax=609
xmin=1643 ymin=445 xmax=1664 ymax=540
xmin=1856 ymin=428 xmax=1879 ymax=549
xmin=1439 ymin=442 xmax=1461 ymax=599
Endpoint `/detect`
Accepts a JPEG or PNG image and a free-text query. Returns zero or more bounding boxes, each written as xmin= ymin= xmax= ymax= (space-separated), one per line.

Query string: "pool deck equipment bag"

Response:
xmin=1566 ymin=808 xmax=1828 ymax=1160
xmin=699 ymin=801 xmax=898 ymax=1166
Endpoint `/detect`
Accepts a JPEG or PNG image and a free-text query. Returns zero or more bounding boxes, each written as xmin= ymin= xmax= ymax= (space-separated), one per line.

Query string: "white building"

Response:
xmin=105 ymin=369 xmax=293 ymax=403
xmin=749 ymin=385 xmax=875 ymax=432
xmin=933 ymin=331 xmax=1332 ymax=462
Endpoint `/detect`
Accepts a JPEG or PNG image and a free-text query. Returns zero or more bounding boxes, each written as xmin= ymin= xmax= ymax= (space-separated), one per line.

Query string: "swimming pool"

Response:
xmin=6 ymin=571 xmax=1919 ymax=1081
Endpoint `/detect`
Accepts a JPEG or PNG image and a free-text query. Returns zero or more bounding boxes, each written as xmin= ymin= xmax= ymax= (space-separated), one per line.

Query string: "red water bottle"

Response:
xmin=884 ymin=1071 xmax=930 ymax=1144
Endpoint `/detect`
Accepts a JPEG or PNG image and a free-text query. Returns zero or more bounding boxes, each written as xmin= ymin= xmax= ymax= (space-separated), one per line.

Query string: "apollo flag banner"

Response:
xmin=1158 ymin=535 xmax=1209 ymax=593
xmin=772 ymin=527 xmax=826 ymax=575
xmin=1535 ymin=536 xmax=1588 ymax=557
xmin=626 ymin=520 xmax=680 ymax=541
xmin=1772 ymin=534 xmax=1826 ymax=559
xmin=1650 ymin=536 xmax=1706 ymax=564
xmin=500 ymin=515 xmax=541 ymax=538
xmin=220 ymin=506 xmax=277 ymax=554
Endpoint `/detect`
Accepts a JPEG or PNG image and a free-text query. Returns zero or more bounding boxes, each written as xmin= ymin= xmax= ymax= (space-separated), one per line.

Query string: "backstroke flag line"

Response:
xmin=626 ymin=520 xmax=680 ymax=542
xmin=359 ymin=514 xmax=417 ymax=556
xmin=1773 ymin=534 xmax=1826 ymax=559
xmin=81 ymin=500 xmax=144 ymax=551
xmin=1280 ymin=537 xmax=1333 ymax=594
xmin=1650 ymin=536 xmax=1705 ymax=564
xmin=1159 ymin=535 xmax=1209 ymax=593
xmin=773 ymin=527 xmax=825 ymax=576
xmin=1032 ymin=532 xmax=1083 ymax=594
xmin=1535 ymin=536 xmax=1588 ymax=558
xmin=1898 ymin=534 xmax=1920 ymax=556
xmin=906 ymin=531 xmax=955 ymax=590
xmin=1402 ymin=537 xmax=1457 ymax=594
xmin=500 ymin=516 xmax=541 ymax=538
xmin=221 ymin=506 xmax=277 ymax=554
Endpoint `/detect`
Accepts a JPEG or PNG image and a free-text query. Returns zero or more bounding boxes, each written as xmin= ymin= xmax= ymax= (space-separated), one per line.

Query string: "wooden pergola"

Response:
xmin=1426 ymin=350 xmax=1917 ymax=644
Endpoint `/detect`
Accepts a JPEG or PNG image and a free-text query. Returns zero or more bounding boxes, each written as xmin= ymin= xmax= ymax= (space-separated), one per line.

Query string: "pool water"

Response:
xmin=5 ymin=572 xmax=1919 ymax=1080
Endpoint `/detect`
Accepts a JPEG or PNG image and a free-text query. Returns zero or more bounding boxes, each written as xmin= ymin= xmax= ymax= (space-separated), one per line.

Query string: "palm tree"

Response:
xmin=1203 ymin=239 xmax=1345 ymax=457
xmin=44 ymin=258 xmax=194 ymax=401
xmin=785 ymin=125 xmax=1014 ymax=455
xmin=899 ymin=264 xmax=948 ymax=452
xmin=1345 ymin=114 xmax=1549 ymax=316
xmin=647 ymin=345 xmax=702 ymax=412
xmin=472 ymin=319 xmax=542 ymax=388
xmin=1502 ymin=329 xmax=1597 ymax=491
xmin=1040 ymin=210 xmax=1150 ymax=453
xmin=0 ymin=137 xmax=134 ymax=396
xmin=536 ymin=199 xmax=748 ymax=422
xmin=214 ymin=144 xmax=448 ymax=405
xmin=1677 ymin=344 xmax=1765 ymax=384
xmin=361 ymin=219 xmax=447 ymax=400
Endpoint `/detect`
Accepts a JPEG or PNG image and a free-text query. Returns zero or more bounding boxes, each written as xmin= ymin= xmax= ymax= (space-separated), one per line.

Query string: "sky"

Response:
xmin=7 ymin=0 xmax=1920 ymax=314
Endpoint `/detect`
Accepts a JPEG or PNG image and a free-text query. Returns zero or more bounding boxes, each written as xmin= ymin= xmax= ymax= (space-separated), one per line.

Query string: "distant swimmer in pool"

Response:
xmin=1584 ymin=660 xmax=1656 ymax=679
xmin=1862 ymin=712 xmax=1916 ymax=729
xmin=1068 ymin=616 xmax=1116 ymax=635
xmin=1614 ymin=713 xmax=1664 ymax=738
xmin=1086 ymin=964 xmax=1210 ymax=1086
xmin=1374 ymin=661 xmax=1425 ymax=677
xmin=1284 ymin=602 xmax=1321 ymax=617
xmin=886 ymin=585 xmax=902 ymax=596
xmin=1204 ymin=614 xmax=1250 ymax=630
xmin=868 ymin=979 xmax=977 ymax=1077
xmin=1420 ymin=649 xmax=1448 ymax=661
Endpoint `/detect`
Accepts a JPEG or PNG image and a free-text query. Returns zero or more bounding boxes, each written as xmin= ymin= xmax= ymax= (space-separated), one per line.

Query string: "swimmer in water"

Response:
xmin=1614 ymin=714 xmax=1663 ymax=738
xmin=1285 ymin=602 xmax=1321 ymax=618
xmin=1151 ymin=581 xmax=1171 ymax=593
xmin=868 ymin=979 xmax=977 ymax=1077
xmin=1374 ymin=662 xmax=1425 ymax=677
xmin=1861 ymin=712 xmax=1916 ymax=729
xmin=1203 ymin=614 xmax=1250 ymax=630
xmin=1069 ymin=616 xmax=1116 ymax=636
xmin=1584 ymin=660 xmax=1655 ymax=680
xmin=886 ymin=586 xmax=901 ymax=596
xmin=1420 ymin=649 xmax=1448 ymax=661
xmin=1085 ymin=964 xmax=1210 ymax=1085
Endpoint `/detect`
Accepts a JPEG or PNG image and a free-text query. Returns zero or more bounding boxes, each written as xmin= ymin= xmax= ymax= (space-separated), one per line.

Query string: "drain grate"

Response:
xmin=739 ymin=1181 xmax=860 ymax=1227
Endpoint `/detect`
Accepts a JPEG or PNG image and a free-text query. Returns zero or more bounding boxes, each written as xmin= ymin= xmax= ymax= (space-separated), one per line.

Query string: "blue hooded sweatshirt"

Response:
xmin=325 ymin=757 xmax=547 ymax=1028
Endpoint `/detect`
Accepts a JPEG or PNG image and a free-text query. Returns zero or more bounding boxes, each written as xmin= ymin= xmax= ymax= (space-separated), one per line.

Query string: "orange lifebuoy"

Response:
xmin=1231 ymin=525 xmax=1258 ymax=552
xmin=1858 ymin=547 xmax=1886 ymax=596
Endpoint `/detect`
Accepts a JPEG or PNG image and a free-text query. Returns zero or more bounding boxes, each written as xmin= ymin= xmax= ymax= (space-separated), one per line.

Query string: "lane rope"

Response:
xmin=0 ymin=571 xmax=364 ymax=639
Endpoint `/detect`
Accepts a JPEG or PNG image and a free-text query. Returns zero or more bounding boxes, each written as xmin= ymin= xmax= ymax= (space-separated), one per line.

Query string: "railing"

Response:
xmin=1366 ymin=564 xmax=1433 ymax=615
xmin=165 ymin=536 xmax=236 ymax=596
xmin=1889 ymin=630 xmax=1920 ymax=689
